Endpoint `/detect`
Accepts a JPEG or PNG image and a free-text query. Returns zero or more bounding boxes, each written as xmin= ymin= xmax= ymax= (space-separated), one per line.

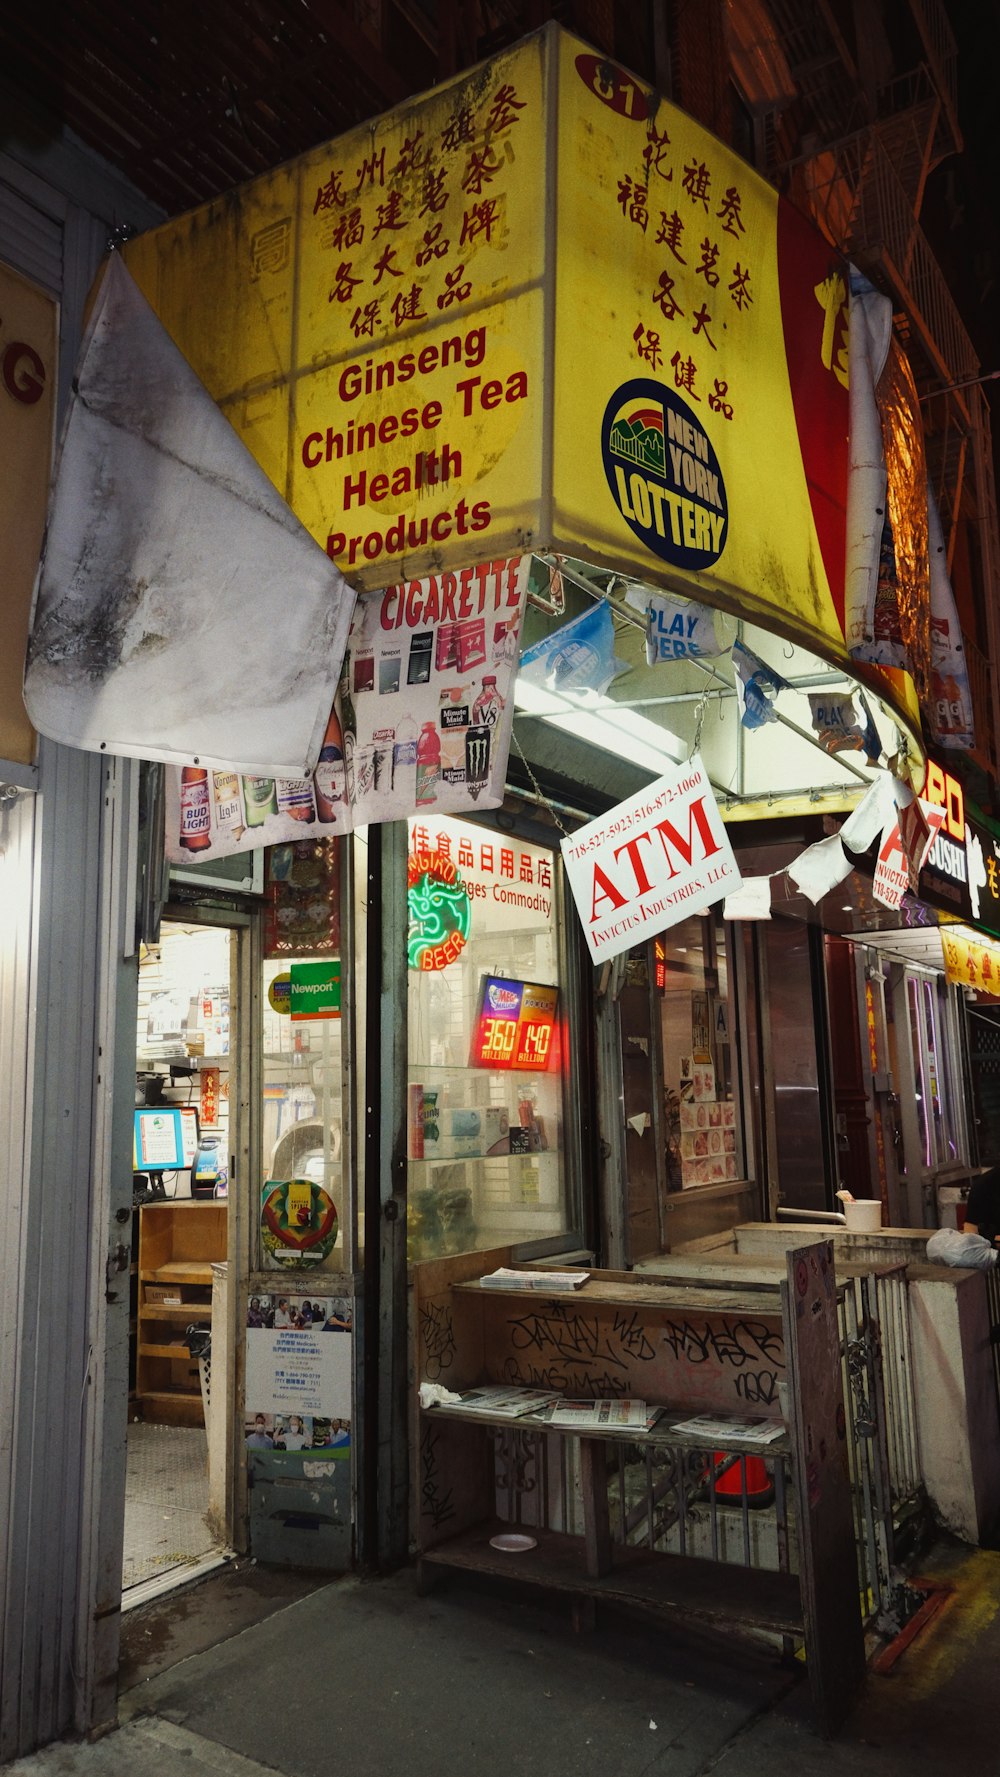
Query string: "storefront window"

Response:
xmin=259 ymin=840 xmax=349 ymax=1274
xmin=407 ymin=813 xmax=569 ymax=1259
xmin=906 ymin=972 xmax=959 ymax=1171
xmin=659 ymin=912 xmax=742 ymax=1192
xmin=763 ymin=919 xmax=827 ymax=1212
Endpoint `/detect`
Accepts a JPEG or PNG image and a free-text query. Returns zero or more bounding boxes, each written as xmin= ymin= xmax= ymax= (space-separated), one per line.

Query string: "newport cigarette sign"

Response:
xmin=560 ymin=755 xmax=741 ymax=963
xmin=290 ymin=959 xmax=342 ymax=1020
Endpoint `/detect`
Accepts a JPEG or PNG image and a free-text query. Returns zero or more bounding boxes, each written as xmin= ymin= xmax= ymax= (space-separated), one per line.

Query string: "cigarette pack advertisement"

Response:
xmin=166 ymin=556 xmax=529 ymax=863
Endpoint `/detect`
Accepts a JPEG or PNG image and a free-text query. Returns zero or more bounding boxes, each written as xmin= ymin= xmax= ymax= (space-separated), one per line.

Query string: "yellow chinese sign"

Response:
xmin=550 ymin=33 xmax=916 ymax=737
xmin=125 ymin=36 xmax=548 ymax=584
xmin=122 ymin=23 xmax=920 ymax=747
xmin=0 ymin=261 xmax=55 ymax=766
xmin=941 ymin=928 xmax=1000 ymax=1000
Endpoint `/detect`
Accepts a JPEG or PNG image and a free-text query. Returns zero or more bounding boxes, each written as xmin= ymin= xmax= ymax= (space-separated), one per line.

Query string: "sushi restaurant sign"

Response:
xmin=561 ymin=756 xmax=741 ymax=963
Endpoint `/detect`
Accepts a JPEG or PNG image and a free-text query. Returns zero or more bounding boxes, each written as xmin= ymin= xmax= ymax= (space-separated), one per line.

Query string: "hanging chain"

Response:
xmin=688 ymin=688 xmax=711 ymax=761
xmin=511 ymin=728 xmax=570 ymax=837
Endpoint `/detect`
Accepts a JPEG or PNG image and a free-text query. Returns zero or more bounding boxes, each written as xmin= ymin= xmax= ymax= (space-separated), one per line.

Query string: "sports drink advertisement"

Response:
xmin=165 ymin=555 xmax=529 ymax=862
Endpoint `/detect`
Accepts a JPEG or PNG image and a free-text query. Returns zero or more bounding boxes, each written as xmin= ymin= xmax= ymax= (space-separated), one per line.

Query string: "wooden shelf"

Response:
xmin=141 ymin=1260 xmax=216 ymax=1284
xmin=135 ymin=1202 xmax=225 ymax=1426
xmin=413 ymin=1242 xmax=866 ymax=1734
xmin=422 ymin=1403 xmax=790 ymax=1458
xmin=420 ymin=1520 xmax=804 ymax=1636
xmin=454 ymin=1275 xmax=784 ymax=1313
xmin=139 ymin=1301 xmax=209 ymax=1320
xmin=135 ymin=1386 xmax=206 ymax=1427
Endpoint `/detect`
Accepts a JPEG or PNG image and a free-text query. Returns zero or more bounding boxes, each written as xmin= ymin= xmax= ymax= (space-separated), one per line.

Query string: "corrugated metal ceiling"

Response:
xmin=2 ymin=2 xmax=656 ymax=216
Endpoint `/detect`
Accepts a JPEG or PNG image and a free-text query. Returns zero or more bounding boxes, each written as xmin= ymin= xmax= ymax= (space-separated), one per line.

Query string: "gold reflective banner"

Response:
xmin=941 ymin=929 xmax=1000 ymax=1000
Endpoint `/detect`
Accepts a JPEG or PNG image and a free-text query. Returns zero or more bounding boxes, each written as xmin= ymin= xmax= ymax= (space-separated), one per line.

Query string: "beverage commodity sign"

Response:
xmin=561 ymin=756 xmax=741 ymax=963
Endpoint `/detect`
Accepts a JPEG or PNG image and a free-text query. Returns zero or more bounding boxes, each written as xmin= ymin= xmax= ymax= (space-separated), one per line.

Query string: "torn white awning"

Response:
xmin=24 ymin=253 xmax=356 ymax=775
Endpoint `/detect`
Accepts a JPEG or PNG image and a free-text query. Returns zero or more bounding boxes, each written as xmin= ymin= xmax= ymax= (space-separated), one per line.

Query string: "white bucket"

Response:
xmin=843 ymin=1199 xmax=883 ymax=1233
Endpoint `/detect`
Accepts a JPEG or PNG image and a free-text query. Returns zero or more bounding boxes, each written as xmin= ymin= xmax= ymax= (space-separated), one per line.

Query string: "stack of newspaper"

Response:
xmin=455 ymin=1386 xmax=562 ymax=1418
xmin=667 ymin=1414 xmax=785 ymax=1445
xmin=478 ymin=1267 xmax=591 ymax=1291
xmin=529 ymin=1399 xmax=664 ymax=1430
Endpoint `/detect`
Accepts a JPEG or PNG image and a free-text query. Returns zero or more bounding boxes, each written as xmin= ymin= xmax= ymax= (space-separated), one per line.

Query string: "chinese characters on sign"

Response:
xmin=941 ymin=930 xmax=1000 ymax=1000
xmin=245 ymin=1294 xmax=353 ymax=1454
xmin=613 ymin=140 xmax=754 ymax=415
xmin=306 ymin=64 xmax=537 ymax=578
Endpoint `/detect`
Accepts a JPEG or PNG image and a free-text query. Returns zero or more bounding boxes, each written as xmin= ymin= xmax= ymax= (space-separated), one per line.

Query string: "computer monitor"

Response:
xmin=133 ymin=1106 xmax=200 ymax=1173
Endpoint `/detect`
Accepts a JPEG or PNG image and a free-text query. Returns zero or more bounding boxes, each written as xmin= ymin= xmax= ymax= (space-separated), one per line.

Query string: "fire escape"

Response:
xmin=760 ymin=0 xmax=1000 ymax=782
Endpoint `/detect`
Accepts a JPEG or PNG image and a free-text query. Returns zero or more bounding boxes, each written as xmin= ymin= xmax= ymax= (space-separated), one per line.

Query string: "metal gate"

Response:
xmin=840 ymin=1263 xmax=926 ymax=1635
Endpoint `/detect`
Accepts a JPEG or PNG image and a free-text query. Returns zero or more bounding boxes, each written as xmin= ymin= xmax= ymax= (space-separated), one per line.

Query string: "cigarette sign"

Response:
xmin=560 ymin=755 xmax=741 ymax=963
xmin=290 ymin=959 xmax=342 ymax=1020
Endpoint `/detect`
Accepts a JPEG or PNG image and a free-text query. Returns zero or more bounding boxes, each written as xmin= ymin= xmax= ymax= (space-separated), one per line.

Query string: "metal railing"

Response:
xmin=909 ymin=0 xmax=961 ymax=149
xmin=840 ymin=1266 xmax=924 ymax=1630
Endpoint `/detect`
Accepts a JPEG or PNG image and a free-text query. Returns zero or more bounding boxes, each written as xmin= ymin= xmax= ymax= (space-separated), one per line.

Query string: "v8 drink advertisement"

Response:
xmin=165 ymin=555 xmax=528 ymax=862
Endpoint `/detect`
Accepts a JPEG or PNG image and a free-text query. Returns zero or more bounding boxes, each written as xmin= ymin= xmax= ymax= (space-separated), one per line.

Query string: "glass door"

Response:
xmin=243 ymin=836 xmax=355 ymax=1573
xmin=888 ymin=964 xmax=968 ymax=1226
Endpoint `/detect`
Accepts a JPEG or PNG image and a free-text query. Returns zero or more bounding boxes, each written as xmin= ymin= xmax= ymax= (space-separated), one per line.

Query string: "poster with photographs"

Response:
xmin=244 ymin=1410 xmax=352 ymax=1456
xmin=679 ymin=1096 xmax=737 ymax=1186
xmin=245 ymin=1293 xmax=352 ymax=1438
xmin=166 ymin=555 xmax=529 ymax=864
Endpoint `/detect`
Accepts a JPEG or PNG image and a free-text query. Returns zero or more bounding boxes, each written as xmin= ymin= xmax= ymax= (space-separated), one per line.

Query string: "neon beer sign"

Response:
xmin=407 ymin=848 xmax=471 ymax=970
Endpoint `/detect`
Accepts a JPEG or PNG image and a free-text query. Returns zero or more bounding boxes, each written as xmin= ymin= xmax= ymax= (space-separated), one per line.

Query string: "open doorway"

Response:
xmin=125 ymin=919 xmax=233 ymax=1598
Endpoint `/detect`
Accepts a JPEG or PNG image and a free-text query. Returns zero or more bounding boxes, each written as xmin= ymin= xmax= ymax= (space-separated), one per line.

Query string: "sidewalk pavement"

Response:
xmin=7 ymin=1538 xmax=999 ymax=1777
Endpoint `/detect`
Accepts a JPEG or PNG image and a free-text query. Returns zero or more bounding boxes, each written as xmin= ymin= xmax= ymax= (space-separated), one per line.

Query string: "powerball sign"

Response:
xmin=561 ymin=756 xmax=741 ymax=964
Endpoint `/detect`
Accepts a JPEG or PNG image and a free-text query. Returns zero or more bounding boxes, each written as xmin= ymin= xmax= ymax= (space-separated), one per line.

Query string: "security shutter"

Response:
xmin=0 ymin=170 xmax=64 ymax=293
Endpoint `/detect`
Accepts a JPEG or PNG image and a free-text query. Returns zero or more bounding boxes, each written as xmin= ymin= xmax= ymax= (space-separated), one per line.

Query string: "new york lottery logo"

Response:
xmin=602 ymin=379 xmax=728 ymax=571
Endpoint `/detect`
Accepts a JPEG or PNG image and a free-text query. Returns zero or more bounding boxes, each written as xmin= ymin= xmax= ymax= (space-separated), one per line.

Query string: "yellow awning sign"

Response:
xmin=941 ymin=930 xmax=1000 ymax=1001
xmin=122 ymin=23 xmax=922 ymax=753
xmin=125 ymin=34 xmax=549 ymax=590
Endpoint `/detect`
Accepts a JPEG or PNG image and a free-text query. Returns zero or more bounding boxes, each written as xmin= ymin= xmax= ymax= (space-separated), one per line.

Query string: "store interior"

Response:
xmin=126 ymin=922 xmax=231 ymax=1598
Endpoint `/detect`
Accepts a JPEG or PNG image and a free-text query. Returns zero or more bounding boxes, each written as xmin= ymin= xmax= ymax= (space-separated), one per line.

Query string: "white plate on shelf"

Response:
xmin=489 ymin=1532 xmax=537 ymax=1553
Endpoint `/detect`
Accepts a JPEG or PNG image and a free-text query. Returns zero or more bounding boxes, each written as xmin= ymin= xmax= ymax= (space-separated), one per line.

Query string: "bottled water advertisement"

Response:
xmin=164 ymin=555 xmax=529 ymax=861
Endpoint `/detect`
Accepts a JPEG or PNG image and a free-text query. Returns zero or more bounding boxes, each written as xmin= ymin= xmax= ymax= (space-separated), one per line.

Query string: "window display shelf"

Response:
xmin=409 ymin=1064 xmax=556 ymax=1076
xmin=410 ymin=1150 xmax=559 ymax=1167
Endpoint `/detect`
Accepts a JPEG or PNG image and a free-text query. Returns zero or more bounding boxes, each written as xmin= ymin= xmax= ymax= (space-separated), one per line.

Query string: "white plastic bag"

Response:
xmin=926 ymin=1229 xmax=998 ymax=1271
